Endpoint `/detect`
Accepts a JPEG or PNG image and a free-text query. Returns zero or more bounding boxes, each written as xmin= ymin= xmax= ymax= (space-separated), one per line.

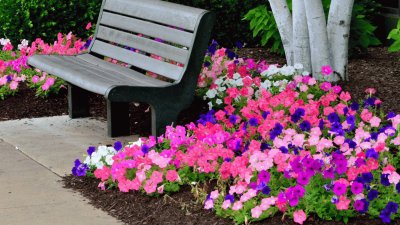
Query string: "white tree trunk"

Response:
xmin=292 ymin=0 xmax=311 ymax=73
xmin=268 ymin=0 xmax=293 ymax=65
xmin=303 ymin=0 xmax=332 ymax=81
xmin=327 ymin=0 xmax=354 ymax=81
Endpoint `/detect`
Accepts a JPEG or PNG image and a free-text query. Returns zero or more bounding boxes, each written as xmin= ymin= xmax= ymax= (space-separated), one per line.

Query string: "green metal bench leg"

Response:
xmin=68 ymin=84 xmax=90 ymax=118
xmin=151 ymin=105 xmax=180 ymax=137
xmin=107 ymin=100 xmax=130 ymax=137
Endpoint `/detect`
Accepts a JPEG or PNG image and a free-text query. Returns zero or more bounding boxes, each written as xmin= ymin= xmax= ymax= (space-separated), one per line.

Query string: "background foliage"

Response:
xmin=0 ymin=0 xmax=101 ymax=44
xmin=243 ymin=0 xmax=382 ymax=55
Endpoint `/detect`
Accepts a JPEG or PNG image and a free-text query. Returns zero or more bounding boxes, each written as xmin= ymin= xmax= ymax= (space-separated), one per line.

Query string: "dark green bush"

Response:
xmin=0 ymin=0 xmax=101 ymax=44
xmin=166 ymin=0 xmax=265 ymax=47
xmin=244 ymin=0 xmax=382 ymax=55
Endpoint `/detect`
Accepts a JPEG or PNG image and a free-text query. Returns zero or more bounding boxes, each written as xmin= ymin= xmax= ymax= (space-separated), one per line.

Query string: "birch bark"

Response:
xmin=292 ymin=0 xmax=311 ymax=73
xmin=268 ymin=0 xmax=293 ymax=65
xmin=304 ymin=0 xmax=331 ymax=80
xmin=327 ymin=0 xmax=355 ymax=81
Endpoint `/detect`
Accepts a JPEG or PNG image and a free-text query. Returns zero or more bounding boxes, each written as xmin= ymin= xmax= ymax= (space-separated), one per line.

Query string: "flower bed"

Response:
xmin=72 ymin=45 xmax=400 ymax=224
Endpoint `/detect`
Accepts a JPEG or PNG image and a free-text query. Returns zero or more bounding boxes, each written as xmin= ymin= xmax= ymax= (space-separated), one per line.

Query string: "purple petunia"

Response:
xmin=332 ymin=182 xmax=347 ymax=196
xmin=113 ymin=141 xmax=123 ymax=151
xmin=258 ymin=170 xmax=270 ymax=183
xmin=249 ymin=118 xmax=258 ymax=127
xmin=396 ymin=183 xmax=400 ymax=193
xmin=380 ymin=174 xmax=390 ymax=186
xmin=367 ymin=189 xmax=379 ymax=201
xmin=297 ymin=172 xmax=311 ymax=186
xmin=351 ymin=181 xmax=364 ymax=195
xmin=299 ymin=120 xmax=311 ymax=132
xmin=86 ymin=146 xmax=96 ymax=156
xmin=71 ymin=159 xmax=89 ymax=177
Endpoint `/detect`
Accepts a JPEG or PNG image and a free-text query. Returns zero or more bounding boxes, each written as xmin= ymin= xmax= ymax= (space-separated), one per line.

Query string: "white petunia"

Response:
xmin=260 ymin=80 xmax=272 ymax=89
xmin=95 ymin=161 xmax=104 ymax=169
xmin=83 ymin=155 xmax=91 ymax=165
xmin=233 ymin=73 xmax=241 ymax=80
xmin=214 ymin=78 xmax=223 ymax=85
xmin=235 ymin=78 xmax=243 ymax=86
xmin=90 ymin=152 xmax=102 ymax=165
xmin=218 ymin=86 xmax=226 ymax=92
xmin=206 ymin=89 xmax=217 ymax=99
xmin=130 ymin=138 xmax=143 ymax=147
xmin=97 ymin=146 xmax=108 ymax=156
xmin=302 ymin=71 xmax=310 ymax=76
xmin=208 ymin=102 xmax=213 ymax=110
xmin=105 ymin=154 xmax=114 ymax=166
xmin=216 ymin=99 xmax=223 ymax=105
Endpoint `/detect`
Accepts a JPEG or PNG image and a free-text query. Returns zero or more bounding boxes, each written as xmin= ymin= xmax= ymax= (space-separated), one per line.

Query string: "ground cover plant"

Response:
xmin=71 ymin=45 xmax=400 ymax=224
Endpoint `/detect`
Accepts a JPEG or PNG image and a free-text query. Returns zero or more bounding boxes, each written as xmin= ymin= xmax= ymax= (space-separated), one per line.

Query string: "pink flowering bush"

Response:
xmin=0 ymin=32 xmax=90 ymax=99
xmin=73 ymin=58 xmax=400 ymax=224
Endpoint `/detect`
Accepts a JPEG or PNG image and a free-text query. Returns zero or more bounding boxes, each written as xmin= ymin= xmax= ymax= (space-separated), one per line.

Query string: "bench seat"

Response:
xmin=29 ymin=54 xmax=171 ymax=96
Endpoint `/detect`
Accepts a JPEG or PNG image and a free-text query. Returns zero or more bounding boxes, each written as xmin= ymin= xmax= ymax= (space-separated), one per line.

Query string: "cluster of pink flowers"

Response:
xmin=76 ymin=64 xmax=400 ymax=224
xmin=0 ymin=31 xmax=89 ymax=98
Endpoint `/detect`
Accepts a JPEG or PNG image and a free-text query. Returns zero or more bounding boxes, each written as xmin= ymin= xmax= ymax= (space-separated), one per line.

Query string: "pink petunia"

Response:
xmin=9 ymin=81 xmax=18 ymax=90
xmin=251 ymin=206 xmax=263 ymax=218
xmin=321 ymin=65 xmax=333 ymax=76
xmin=293 ymin=210 xmax=307 ymax=224
xmin=336 ymin=195 xmax=351 ymax=210
xmin=86 ymin=22 xmax=92 ymax=30
xmin=369 ymin=116 xmax=381 ymax=127
xmin=166 ymin=170 xmax=179 ymax=182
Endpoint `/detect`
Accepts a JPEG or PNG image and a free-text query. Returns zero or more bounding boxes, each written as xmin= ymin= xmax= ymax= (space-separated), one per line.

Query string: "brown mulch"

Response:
xmin=62 ymin=175 xmax=398 ymax=225
xmin=1 ymin=47 xmax=400 ymax=225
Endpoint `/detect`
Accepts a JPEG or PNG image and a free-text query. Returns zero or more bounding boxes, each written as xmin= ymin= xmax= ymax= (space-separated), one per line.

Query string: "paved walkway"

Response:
xmin=0 ymin=116 xmax=137 ymax=225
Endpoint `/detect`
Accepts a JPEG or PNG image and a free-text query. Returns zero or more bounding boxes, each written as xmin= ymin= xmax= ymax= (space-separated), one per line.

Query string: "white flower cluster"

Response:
xmin=204 ymin=64 xmax=306 ymax=110
xmin=83 ymin=145 xmax=118 ymax=169
xmin=0 ymin=38 xmax=11 ymax=46
xmin=18 ymin=39 xmax=29 ymax=50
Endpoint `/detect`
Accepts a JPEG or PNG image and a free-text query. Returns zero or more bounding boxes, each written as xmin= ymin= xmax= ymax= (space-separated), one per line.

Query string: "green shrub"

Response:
xmin=166 ymin=0 xmax=266 ymax=47
xmin=388 ymin=19 xmax=400 ymax=52
xmin=0 ymin=0 xmax=101 ymax=44
xmin=244 ymin=0 xmax=382 ymax=55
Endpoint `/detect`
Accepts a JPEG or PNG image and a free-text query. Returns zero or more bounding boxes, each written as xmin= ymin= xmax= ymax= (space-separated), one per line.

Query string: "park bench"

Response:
xmin=28 ymin=0 xmax=215 ymax=137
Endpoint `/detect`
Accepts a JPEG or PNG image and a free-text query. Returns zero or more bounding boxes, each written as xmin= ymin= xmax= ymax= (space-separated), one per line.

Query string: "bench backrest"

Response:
xmin=89 ymin=0 xmax=214 ymax=83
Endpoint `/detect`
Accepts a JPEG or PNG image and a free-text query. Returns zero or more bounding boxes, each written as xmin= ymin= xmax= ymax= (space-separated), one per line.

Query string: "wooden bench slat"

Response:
xmin=100 ymin=12 xmax=193 ymax=47
xmin=103 ymin=0 xmax=204 ymax=31
xmin=97 ymin=26 xmax=189 ymax=64
xmin=91 ymin=40 xmax=184 ymax=81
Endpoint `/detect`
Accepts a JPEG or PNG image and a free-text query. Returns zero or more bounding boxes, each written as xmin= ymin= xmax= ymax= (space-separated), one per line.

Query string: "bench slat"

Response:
xmin=76 ymin=54 xmax=171 ymax=86
xmin=103 ymin=0 xmax=204 ymax=31
xmin=100 ymin=12 xmax=193 ymax=47
xmin=97 ymin=26 xmax=189 ymax=64
xmin=91 ymin=40 xmax=184 ymax=81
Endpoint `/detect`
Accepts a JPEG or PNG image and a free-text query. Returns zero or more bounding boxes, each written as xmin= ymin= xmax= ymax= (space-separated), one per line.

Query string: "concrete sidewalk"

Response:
xmin=0 ymin=116 xmax=138 ymax=225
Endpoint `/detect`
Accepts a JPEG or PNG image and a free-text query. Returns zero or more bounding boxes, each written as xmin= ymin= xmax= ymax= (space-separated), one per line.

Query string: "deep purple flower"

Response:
xmin=351 ymin=182 xmax=364 ymax=195
xmin=249 ymin=118 xmax=258 ymax=127
xmin=396 ymin=183 xmax=400 ymax=193
xmin=366 ymin=148 xmax=379 ymax=159
xmin=72 ymin=159 xmax=89 ymax=177
xmin=229 ymin=114 xmax=238 ymax=124
xmin=385 ymin=202 xmax=398 ymax=214
xmin=204 ymin=61 xmax=211 ymax=67
xmin=367 ymin=189 xmax=379 ymax=201
xmin=318 ymin=119 xmax=325 ymax=130
xmin=291 ymin=108 xmax=305 ymax=123
xmin=381 ymin=174 xmax=390 ymax=186
xmin=270 ymin=123 xmax=283 ymax=140
xmin=258 ymin=170 xmax=270 ymax=183
xmin=225 ymin=194 xmax=234 ymax=203
xmin=297 ymin=172 xmax=311 ymax=186
xmin=279 ymin=146 xmax=289 ymax=154
xmin=299 ymin=120 xmax=311 ymax=132
xmin=387 ymin=111 xmax=396 ymax=119
xmin=141 ymin=145 xmax=150 ymax=154
xmin=225 ymin=49 xmax=236 ymax=59
xmin=262 ymin=185 xmax=271 ymax=195
xmin=361 ymin=172 xmax=373 ymax=183
xmin=330 ymin=123 xmax=343 ymax=134
xmin=86 ymin=146 xmax=96 ymax=156
xmin=6 ymin=75 xmax=12 ymax=82
xmin=343 ymin=107 xmax=349 ymax=115
xmin=260 ymin=142 xmax=270 ymax=151
xmin=332 ymin=182 xmax=347 ymax=196
xmin=380 ymin=209 xmax=391 ymax=223
xmin=114 ymin=141 xmax=123 ymax=151
xmin=207 ymin=41 xmax=217 ymax=55
xmin=323 ymin=184 xmax=331 ymax=191
xmin=364 ymin=97 xmax=376 ymax=108
xmin=328 ymin=112 xmax=340 ymax=124
xmin=346 ymin=115 xmax=356 ymax=125
xmin=262 ymin=111 xmax=270 ymax=119
xmin=350 ymin=102 xmax=360 ymax=111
